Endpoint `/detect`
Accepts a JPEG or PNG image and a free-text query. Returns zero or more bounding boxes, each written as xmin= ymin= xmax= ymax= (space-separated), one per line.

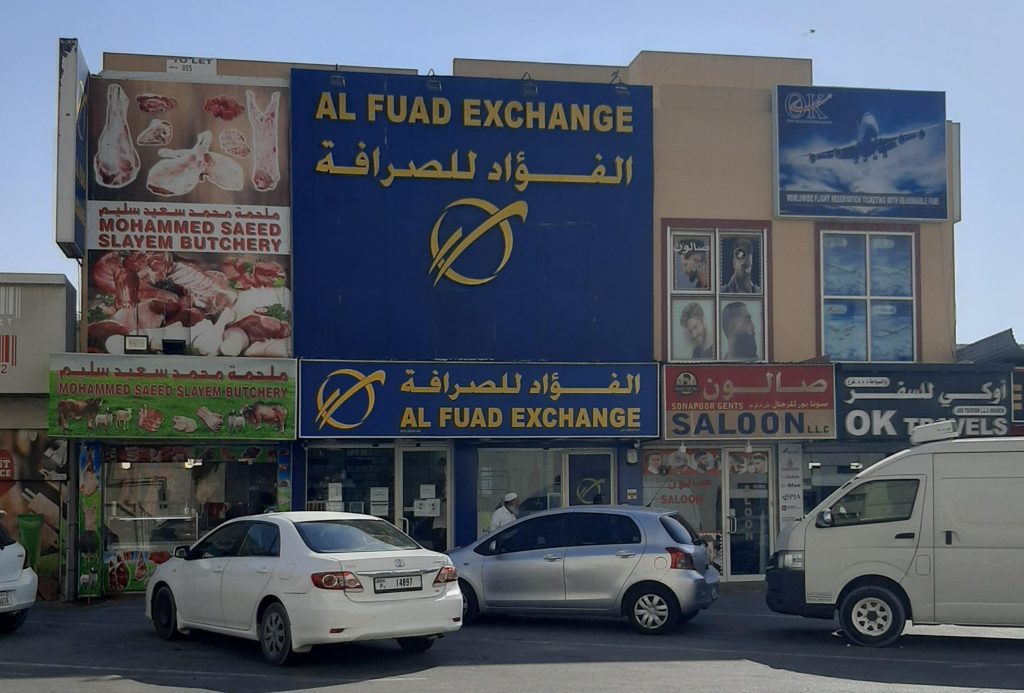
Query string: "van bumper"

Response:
xmin=765 ymin=567 xmax=833 ymax=619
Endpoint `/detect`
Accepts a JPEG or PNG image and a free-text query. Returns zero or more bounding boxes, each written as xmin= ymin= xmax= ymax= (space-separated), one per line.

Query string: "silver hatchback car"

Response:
xmin=447 ymin=505 xmax=720 ymax=634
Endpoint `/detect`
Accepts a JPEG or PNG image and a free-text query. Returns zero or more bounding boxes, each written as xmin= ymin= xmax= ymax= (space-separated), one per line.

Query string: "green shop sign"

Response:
xmin=49 ymin=354 xmax=296 ymax=440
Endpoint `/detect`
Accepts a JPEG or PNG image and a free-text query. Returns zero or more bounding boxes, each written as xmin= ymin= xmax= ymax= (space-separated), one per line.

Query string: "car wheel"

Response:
xmin=151 ymin=586 xmax=181 ymax=640
xmin=0 ymin=609 xmax=29 ymax=634
xmin=626 ymin=584 xmax=680 ymax=635
xmin=460 ymin=580 xmax=479 ymax=626
xmin=259 ymin=602 xmax=295 ymax=666
xmin=839 ymin=585 xmax=906 ymax=647
xmin=397 ymin=636 xmax=435 ymax=653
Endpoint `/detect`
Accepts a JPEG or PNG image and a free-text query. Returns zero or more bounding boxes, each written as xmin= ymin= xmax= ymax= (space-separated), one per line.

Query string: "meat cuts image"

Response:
xmin=85 ymin=250 xmax=292 ymax=357
xmin=88 ymin=77 xmax=289 ymax=206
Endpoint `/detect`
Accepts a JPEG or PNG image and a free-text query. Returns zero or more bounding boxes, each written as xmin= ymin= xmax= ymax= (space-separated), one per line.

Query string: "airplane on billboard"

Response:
xmin=800 ymin=113 xmax=940 ymax=164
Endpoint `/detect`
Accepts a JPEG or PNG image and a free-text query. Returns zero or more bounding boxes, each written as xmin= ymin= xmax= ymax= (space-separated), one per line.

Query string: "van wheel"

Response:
xmin=259 ymin=602 xmax=295 ymax=666
xmin=626 ymin=584 xmax=679 ymax=635
xmin=839 ymin=585 xmax=906 ymax=647
xmin=460 ymin=580 xmax=479 ymax=625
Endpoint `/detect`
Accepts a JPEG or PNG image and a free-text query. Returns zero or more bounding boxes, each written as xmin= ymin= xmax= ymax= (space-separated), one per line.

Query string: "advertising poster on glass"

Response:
xmin=49 ymin=354 xmax=297 ymax=441
xmin=671 ymin=298 xmax=716 ymax=361
xmin=720 ymin=234 xmax=762 ymax=295
xmin=0 ymin=431 xmax=68 ymax=600
xmin=725 ymin=449 xmax=771 ymax=576
xmin=671 ymin=231 xmax=713 ymax=292
xmin=775 ymin=85 xmax=947 ymax=220
xmin=77 ymin=444 xmax=103 ymax=599
xmin=719 ymin=299 xmax=764 ymax=361
xmin=85 ymin=77 xmax=292 ymax=356
xmin=641 ymin=448 xmax=720 ymax=565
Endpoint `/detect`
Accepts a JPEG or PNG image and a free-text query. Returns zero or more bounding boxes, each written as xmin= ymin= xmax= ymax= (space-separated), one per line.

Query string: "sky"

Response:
xmin=1 ymin=0 xmax=1019 ymax=346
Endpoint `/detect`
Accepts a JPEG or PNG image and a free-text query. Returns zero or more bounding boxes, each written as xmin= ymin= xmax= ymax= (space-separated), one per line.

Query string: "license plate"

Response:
xmin=0 ymin=591 xmax=11 ymax=607
xmin=374 ymin=575 xmax=422 ymax=593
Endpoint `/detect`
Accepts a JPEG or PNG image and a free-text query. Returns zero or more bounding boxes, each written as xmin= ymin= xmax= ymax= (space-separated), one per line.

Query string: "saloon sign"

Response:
xmin=836 ymin=364 xmax=1010 ymax=441
xmin=663 ymin=365 xmax=836 ymax=440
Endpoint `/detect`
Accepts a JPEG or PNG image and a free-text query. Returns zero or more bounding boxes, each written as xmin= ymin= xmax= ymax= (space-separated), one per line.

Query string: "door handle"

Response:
xmin=894 ymin=532 xmax=915 ymax=539
xmin=727 ymin=516 xmax=738 ymax=534
xmin=615 ymin=551 xmax=636 ymax=558
xmin=543 ymin=554 xmax=563 ymax=562
xmin=257 ymin=567 xmax=270 ymax=574
xmin=212 ymin=566 xmax=225 ymax=573
xmin=945 ymin=530 xmax=953 ymax=545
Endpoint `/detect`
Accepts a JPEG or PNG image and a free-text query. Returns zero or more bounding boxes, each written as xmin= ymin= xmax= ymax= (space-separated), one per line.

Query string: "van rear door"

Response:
xmin=934 ymin=451 xmax=1024 ymax=626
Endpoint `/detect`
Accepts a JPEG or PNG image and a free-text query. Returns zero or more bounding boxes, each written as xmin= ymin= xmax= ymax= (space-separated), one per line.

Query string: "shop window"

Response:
xmin=103 ymin=453 xmax=279 ymax=555
xmin=476 ymin=450 xmax=561 ymax=537
xmin=667 ymin=227 xmax=767 ymax=362
xmin=305 ymin=448 xmax=394 ymax=516
xmin=820 ymin=231 xmax=915 ymax=361
xmin=802 ymin=450 xmax=886 ymax=514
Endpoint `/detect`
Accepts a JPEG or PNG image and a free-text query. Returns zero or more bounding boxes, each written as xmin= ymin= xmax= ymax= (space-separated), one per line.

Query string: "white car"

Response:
xmin=0 ymin=510 xmax=37 ymax=634
xmin=145 ymin=511 xmax=462 ymax=665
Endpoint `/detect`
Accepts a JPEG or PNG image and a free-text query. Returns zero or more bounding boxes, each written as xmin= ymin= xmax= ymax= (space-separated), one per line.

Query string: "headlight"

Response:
xmin=776 ymin=550 xmax=804 ymax=570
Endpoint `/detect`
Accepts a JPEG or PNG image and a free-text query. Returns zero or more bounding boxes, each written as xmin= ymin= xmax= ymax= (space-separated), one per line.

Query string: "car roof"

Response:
xmin=226 ymin=511 xmax=396 ymax=525
xmin=516 ymin=504 xmax=672 ymax=519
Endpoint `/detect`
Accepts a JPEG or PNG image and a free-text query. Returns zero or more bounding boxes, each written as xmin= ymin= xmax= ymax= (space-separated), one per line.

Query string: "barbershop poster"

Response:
xmin=836 ymin=364 xmax=1011 ymax=441
xmin=290 ymin=70 xmax=653 ymax=362
xmin=664 ymin=364 xmax=836 ymax=440
xmin=300 ymin=361 xmax=658 ymax=438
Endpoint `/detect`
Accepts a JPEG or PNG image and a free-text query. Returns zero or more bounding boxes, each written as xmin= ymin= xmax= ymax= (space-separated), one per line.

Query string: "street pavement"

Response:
xmin=2 ymin=587 xmax=1023 ymax=692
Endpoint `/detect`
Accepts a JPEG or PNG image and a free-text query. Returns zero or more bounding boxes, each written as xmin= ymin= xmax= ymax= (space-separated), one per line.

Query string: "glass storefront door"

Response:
xmin=723 ymin=447 xmax=771 ymax=580
xmin=397 ymin=449 xmax=449 ymax=551
xmin=566 ymin=452 xmax=613 ymax=506
xmin=305 ymin=447 xmax=395 ymax=518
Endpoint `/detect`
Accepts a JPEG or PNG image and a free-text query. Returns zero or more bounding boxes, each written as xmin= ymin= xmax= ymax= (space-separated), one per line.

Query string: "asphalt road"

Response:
xmin=2 ymin=587 xmax=1023 ymax=692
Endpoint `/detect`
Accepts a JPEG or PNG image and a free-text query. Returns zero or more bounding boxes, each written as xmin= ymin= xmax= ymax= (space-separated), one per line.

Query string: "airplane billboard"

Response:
xmin=774 ymin=85 xmax=947 ymax=220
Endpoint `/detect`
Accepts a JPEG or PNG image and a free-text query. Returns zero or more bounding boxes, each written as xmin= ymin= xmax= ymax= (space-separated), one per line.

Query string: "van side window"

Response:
xmin=830 ymin=479 xmax=920 ymax=526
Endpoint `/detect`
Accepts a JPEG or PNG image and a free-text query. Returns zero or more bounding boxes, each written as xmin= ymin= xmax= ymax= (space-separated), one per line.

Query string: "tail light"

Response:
xmin=666 ymin=547 xmax=695 ymax=570
xmin=311 ymin=571 xmax=363 ymax=591
xmin=433 ymin=565 xmax=458 ymax=587
xmin=23 ymin=551 xmax=30 ymax=571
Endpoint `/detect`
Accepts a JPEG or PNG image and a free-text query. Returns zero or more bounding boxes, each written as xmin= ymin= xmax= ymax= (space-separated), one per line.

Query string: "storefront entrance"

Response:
xmin=641 ymin=445 xmax=773 ymax=581
xmin=305 ymin=446 xmax=450 ymax=551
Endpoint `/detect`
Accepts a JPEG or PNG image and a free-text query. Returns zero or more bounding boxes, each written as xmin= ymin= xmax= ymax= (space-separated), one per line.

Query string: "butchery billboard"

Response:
xmin=48 ymin=354 xmax=296 ymax=441
xmin=85 ymin=77 xmax=292 ymax=358
xmin=290 ymin=70 xmax=653 ymax=362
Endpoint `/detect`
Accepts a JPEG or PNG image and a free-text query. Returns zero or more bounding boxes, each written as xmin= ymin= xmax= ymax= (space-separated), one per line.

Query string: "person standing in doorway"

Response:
xmin=487 ymin=492 xmax=519 ymax=532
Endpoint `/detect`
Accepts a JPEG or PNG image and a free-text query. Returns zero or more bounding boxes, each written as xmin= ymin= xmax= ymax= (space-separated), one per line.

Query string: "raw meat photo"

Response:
xmin=136 ymin=119 xmax=173 ymax=146
xmin=204 ymin=95 xmax=245 ymax=120
xmin=94 ymin=83 xmax=141 ymax=188
xmin=86 ymin=250 xmax=292 ymax=357
xmin=147 ymin=131 xmax=243 ymax=196
xmin=136 ymin=93 xmax=178 ymax=113
xmin=247 ymin=90 xmax=282 ymax=192
xmin=219 ymin=128 xmax=251 ymax=157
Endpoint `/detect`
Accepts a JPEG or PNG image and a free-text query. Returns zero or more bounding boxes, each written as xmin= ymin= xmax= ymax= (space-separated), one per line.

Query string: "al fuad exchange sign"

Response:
xmin=836 ymin=364 xmax=1011 ymax=441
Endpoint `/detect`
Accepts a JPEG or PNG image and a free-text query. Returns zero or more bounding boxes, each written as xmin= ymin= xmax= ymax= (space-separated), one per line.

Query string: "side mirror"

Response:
xmin=815 ymin=509 xmax=834 ymax=528
xmin=173 ymin=545 xmax=191 ymax=559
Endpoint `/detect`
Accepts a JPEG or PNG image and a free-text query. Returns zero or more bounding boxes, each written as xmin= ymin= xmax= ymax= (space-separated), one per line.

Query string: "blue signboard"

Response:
xmin=299 ymin=361 xmax=659 ymax=438
xmin=291 ymin=70 xmax=653 ymax=361
xmin=775 ymin=85 xmax=947 ymax=220
xmin=836 ymin=364 xmax=1010 ymax=441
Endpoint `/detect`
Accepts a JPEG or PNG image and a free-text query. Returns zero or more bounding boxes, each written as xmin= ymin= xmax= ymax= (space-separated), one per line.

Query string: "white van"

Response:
xmin=766 ymin=422 xmax=1024 ymax=646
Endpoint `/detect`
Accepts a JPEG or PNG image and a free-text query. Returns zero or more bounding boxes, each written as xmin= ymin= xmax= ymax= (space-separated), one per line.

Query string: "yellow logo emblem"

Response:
xmin=315 ymin=368 xmax=387 ymax=430
xmin=428 ymin=198 xmax=528 ymax=287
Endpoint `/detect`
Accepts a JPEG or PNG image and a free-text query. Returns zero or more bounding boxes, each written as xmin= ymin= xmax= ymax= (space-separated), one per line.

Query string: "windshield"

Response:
xmin=296 ymin=519 xmax=420 ymax=553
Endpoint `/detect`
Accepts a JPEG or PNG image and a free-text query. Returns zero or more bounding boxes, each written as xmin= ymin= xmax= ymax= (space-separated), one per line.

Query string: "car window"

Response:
xmin=660 ymin=514 xmax=696 ymax=545
xmin=191 ymin=522 xmax=249 ymax=559
xmin=238 ymin=522 xmax=280 ymax=557
xmin=831 ymin=479 xmax=920 ymax=526
xmin=491 ymin=514 xmax=566 ymax=554
xmin=567 ymin=513 xmax=641 ymax=546
xmin=296 ymin=519 xmax=419 ymax=553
